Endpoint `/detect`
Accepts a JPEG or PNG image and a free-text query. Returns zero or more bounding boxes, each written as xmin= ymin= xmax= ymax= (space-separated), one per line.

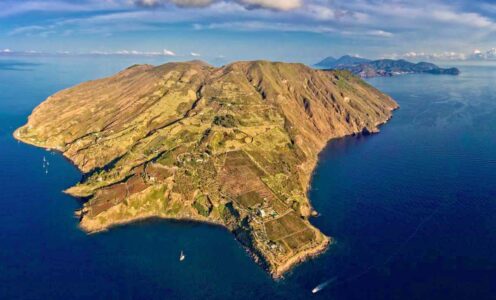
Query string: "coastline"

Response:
xmin=271 ymin=233 xmax=331 ymax=279
xmin=303 ymin=103 xmax=399 ymax=214
xmin=13 ymin=127 xmax=87 ymax=174
xmin=77 ymin=203 xmax=332 ymax=279
xmin=273 ymin=105 xmax=398 ymax=277
xmin=78 ymin=209 xmax=225 ymax=234
xmin=14 ymin=125 xmax=331 ymax=278
xmin=12 ymin=70 xmax=399 ymax=280
xmin=12 ymin=103 xmax=398 ymax=279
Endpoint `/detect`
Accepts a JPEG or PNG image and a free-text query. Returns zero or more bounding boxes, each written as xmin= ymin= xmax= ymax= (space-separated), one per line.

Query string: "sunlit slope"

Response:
xmin=15 ymin=60 xmax=397 ymax=277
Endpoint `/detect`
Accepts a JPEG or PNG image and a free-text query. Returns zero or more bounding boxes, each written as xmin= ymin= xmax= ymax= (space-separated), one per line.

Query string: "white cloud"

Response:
xmin=172 ymin=0 xmax=215 ymax=7
xmin=190 ymin=52 xmax=201 ymax=56
xmin=354 ymin=1 xmax=496 ymax=30
xmin=431 ymin=10 xmax=496 ymax=29
xmin=133 ymin=0 xmax=160 ymax=6
xmin=194 ymin=20 xmax=394 ymax=40
xmin=303 ymin=4 xmax=336 ymax=20
xmin=366 ymin=30 xmax=393 ymax=38
xmin=194 ymin=21 xmax=338 ymax=33
xmin=163 ymin=49 xmax=176 ymax=56
xmin=0 ymin=0 xmax=120 ymax=18
xmin=470 ymin=48 xmax=496 ymax=60
xmin=384 ymin=51 xmax=467 ymax=61
xmin=8 ymin=25 xmax=47 ymax=36
xmin=132 ymin=0 xmax=301 ymax=11
xmin=87 ymin=49 xmax=177 ymax=56
xmin=4 ymin=0 xmax=496 ymax=59
xmin=133 ymin=0 xmax=215 ymax=7
xmin=238 ymin=0 xmax=301 ymax=11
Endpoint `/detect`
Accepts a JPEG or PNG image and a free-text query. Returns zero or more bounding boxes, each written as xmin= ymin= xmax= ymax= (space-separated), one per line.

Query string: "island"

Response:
xmin=14 ymin=60 xmax=398 ymax=278
xmin=315 ymin=55 xmax=460 ymax=77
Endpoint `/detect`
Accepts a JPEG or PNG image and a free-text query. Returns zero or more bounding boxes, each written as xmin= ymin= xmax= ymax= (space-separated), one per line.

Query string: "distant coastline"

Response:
xmin=314 ymin=55 xmax=460 ymax=78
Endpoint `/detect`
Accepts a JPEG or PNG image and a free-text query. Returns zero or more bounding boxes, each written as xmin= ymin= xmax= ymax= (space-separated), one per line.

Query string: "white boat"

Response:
xmin=312 ymin=277 xmax=337 ymax=294
xmin=179 ymin=251 xmax=185 ymax=261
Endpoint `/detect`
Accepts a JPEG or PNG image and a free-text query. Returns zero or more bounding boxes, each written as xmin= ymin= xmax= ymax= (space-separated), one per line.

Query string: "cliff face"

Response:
xmin=15 ymin=60 xmax=398 ymax=277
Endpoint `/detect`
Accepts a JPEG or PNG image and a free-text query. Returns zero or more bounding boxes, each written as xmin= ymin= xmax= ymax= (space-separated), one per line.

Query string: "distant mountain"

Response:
xmin=351 ymin=59 xmax=460 ymax=77
xmin=315 ymin=56 xmax=460 ymax=77
xmin=333 ymin=55 xmax=371 ymax=67
xmin=314 ymin=56 xmax=336 ymax=68
xmin=314 ymin=55 xmax=370 ymax=69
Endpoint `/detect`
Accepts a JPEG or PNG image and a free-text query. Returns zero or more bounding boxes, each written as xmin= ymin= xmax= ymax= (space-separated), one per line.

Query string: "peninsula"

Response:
xmin=315 ymin=55 xmax=460 ymax=77
xmin=14 ymin=60 xmax=398 ymax=278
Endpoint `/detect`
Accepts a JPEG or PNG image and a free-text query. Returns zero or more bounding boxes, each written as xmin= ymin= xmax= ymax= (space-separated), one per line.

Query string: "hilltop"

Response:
xmin=315 ymin=55 xmax=460 ymax=77
xmin=14 ymin=60 xmax=398 ymax=278
xmin=315 ymin=55 xmax=371 ymax=69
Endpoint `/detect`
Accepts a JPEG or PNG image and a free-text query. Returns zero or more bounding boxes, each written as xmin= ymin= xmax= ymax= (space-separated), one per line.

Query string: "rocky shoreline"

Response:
xmin=272 ymin=232 xmax=331 ymax=278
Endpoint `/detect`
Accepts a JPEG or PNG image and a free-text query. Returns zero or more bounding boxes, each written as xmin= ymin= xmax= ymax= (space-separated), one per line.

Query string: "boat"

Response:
xmin=179 ymin=251 xmax=185 ymax=261
xmin=312 ymin=277 xmax=337 ymax=294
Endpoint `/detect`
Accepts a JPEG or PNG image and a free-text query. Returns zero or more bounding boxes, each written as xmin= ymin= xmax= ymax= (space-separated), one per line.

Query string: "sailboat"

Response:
xmin=179 ymin=250 xmax=185 ymax=262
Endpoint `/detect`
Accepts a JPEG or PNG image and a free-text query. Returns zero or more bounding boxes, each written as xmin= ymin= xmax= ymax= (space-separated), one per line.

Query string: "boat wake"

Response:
xmin=310 ymin=199 xmax=450 ymax=294
xmin=312 ymin=277 xmax=337 ymax=294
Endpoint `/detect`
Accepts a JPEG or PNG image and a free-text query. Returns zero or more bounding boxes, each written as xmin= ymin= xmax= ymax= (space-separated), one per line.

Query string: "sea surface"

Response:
xmin=0 ymin=56 xmax=495 ymax=299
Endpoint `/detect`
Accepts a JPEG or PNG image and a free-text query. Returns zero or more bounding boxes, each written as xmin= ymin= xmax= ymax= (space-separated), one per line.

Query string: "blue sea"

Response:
xmin=1 ymin=57 xmax=495 ymax=299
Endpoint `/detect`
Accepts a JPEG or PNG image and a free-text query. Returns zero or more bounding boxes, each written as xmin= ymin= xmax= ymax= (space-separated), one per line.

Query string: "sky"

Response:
xmin=1 ymin=0 xmax=496 ymax=64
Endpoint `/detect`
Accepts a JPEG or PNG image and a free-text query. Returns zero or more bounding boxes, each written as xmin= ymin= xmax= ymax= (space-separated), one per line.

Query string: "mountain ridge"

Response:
xmin=315 ymin=55 xmax=371 ymax=69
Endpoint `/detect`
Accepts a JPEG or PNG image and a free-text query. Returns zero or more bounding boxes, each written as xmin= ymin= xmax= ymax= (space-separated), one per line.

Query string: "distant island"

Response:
xmin=315 ymin=55 xmax=460 ymax=78
xmin=14 ymin=60 xmax=397 ymax=278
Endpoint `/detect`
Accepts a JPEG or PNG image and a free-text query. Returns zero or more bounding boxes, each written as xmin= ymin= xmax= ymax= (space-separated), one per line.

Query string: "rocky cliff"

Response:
xmin=15 ymin=60 xmax=398 ymax=277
